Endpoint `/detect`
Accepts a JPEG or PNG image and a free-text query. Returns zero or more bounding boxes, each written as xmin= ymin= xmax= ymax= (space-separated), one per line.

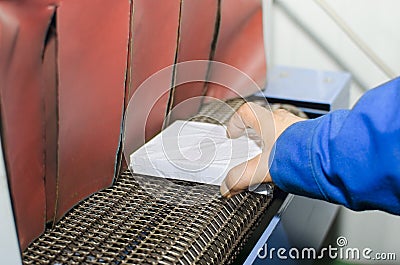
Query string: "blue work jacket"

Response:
xmin=270 ymin=78 xmax=400 ymax=214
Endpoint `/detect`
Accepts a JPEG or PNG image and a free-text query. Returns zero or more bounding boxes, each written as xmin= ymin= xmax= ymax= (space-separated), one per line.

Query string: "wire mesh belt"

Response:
xmin=23 ymin=98 xmax=274 ymax=265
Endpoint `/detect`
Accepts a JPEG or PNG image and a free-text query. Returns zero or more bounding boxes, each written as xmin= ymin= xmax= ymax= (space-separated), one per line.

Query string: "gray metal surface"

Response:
xmin=245 ymin=195 xmax=339 ymax=265
xmin=256 ymin=65 xmax=350 ymax=108
xmin=0 ymin=135 xmax=22 ymax=265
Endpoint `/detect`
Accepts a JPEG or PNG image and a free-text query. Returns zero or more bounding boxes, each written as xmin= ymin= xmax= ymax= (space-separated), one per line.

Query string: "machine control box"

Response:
xmin=254 ymin=65 xmax=351 ymax=117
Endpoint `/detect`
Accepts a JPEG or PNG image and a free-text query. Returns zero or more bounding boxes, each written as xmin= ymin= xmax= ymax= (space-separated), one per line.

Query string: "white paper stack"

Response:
xmin=130 ymin=120 xmax=262 ymax=186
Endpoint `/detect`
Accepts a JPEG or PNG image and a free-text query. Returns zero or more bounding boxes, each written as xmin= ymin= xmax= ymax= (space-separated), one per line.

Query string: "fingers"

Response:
xmin=226 ymin=103 xmax=275 ymax=147
xmin=221 ymin=104 xmax=306 ymax=199
xmin=222 ymin=102 xmax=274 ymax=198
xmin=220 ymin=152 xmax=272 ymax=198
xmin=226 ymin=111 xmax=247 ymax=139
xmin=227 ymin=103 xmax=263 ymax=138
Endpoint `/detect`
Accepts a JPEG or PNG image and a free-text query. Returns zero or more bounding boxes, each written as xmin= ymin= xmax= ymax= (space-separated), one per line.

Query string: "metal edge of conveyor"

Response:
xmin=232 ymin=189 xmax=290 ymax=264
xmin=0 ymin=134 xmax=22 ymax=264
xmin=243 ymin=194 xmax=340 ymax=265
xmin=241 ymin=192 xmax=294 ymax=265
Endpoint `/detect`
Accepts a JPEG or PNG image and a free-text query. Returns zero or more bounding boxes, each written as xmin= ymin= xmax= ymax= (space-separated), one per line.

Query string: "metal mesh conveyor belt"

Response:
xmin=23 ymin=99 xmax=274 ymax=265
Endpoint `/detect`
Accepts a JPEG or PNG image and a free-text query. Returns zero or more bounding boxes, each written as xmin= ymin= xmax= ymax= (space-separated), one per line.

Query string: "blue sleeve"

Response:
xmin=269 ymin=78 xmax=400 ymax=214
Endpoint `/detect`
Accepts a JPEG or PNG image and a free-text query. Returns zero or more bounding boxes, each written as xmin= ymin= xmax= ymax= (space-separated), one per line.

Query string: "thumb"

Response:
xmin=220 ymin=152 xmax=271 ymax=198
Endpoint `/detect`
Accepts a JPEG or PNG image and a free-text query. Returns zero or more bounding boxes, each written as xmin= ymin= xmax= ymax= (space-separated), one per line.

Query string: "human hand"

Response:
xmin=220 ymin=102 xmax=305 ymax=198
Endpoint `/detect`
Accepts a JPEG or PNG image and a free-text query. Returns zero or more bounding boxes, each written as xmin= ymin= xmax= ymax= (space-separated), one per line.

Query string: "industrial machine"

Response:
xmin=0 ymin=1 xmax=348 ymax=264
